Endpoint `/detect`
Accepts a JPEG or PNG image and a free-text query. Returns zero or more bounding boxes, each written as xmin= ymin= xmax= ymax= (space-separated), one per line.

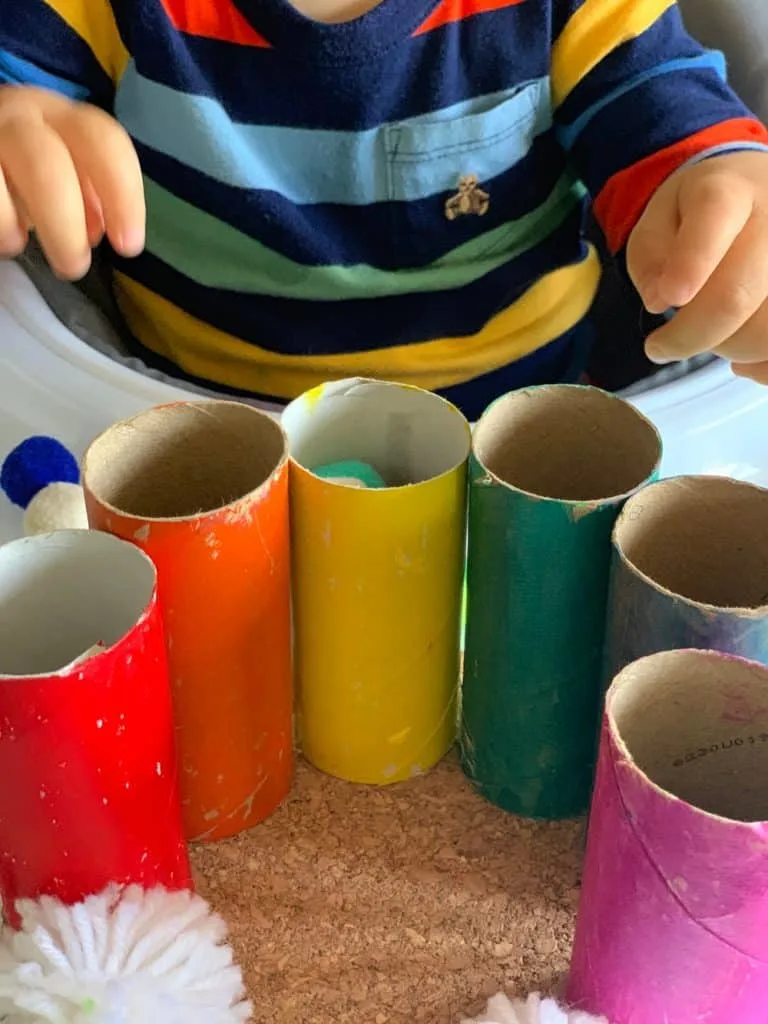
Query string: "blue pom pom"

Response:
xmin=0 ymin=436 xmax=80 ymax=509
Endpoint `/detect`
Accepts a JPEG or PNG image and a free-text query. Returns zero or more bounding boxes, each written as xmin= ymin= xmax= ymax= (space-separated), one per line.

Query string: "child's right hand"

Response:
xmin=0 ymin=86 xmax=145 ymax=279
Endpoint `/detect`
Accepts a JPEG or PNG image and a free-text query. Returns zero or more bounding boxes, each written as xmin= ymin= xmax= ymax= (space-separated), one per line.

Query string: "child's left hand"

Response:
xmin=626 ymin=150 xmax=768 ymax=383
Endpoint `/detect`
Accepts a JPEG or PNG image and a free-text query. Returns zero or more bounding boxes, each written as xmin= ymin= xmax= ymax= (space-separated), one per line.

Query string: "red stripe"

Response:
xmin=413 ymin=0 xmax=525 ymax=36
xmin=595 ymin=117 xmax=768 ymax=254
xmin=159 ymin=0 xmax=271 ymax=47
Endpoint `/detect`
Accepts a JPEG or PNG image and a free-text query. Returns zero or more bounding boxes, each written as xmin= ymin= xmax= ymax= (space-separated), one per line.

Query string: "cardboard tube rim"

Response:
xmin=82 ymin=400 xmax=289 ymax=524
xmin=606 ymin=647 xmax=768 ymax=827
xmin=284 ymin=378 xmax=471 ymax=490
xmin=472 ymin=383 xmax=661 ymax=505
xmin=613 ymin=475 xmax=768 ymax=616
xmin=0 ymin=529 xmax=157 ymax=681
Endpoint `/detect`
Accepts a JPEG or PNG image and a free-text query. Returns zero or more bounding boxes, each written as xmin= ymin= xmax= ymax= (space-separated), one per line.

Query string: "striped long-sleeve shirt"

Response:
xmin=1 ymin=0 xmax=767 ymax=408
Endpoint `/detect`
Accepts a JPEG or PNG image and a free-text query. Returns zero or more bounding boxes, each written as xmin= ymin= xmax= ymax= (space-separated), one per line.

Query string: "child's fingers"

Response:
xmin=53 ymin=104 xmax=145 ymax=257
xmin=79 ymin=175 xmax=106 ymax=249
xmin=626 ymin=183 xmax=676 ymax=313
xmin=0 ymin=115 xmax=90 ymax=278
xmin=627 ymin=164 xmax=753 ymax=316
xmin=733 ymin=359 xmax=768 ymax=384
xmin=657 ymin=169 xmax=753 ymax=309
xmin=0 ymin=168 xmax=27 ymax=255
xmin=644 ymin=213 xmax=768 ymax=363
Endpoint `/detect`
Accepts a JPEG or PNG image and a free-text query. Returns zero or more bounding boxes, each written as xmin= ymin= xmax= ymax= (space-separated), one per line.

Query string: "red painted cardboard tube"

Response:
xmin=0 ymin=530 xmax=191 ymax=928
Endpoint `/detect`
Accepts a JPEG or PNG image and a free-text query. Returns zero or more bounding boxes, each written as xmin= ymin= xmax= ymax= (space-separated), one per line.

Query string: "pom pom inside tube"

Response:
xmin=463 ymin=993 xmax=608 ymax=1024
xmin=0 ymin=885 xmax=252 ymax=1023
xmin=311 ymin=459 xmax=387 ymax=488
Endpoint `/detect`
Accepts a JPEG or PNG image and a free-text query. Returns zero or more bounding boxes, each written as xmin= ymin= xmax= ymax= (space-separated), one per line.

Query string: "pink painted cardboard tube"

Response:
xmin=568 ymin=648 xmax=768 ymax=1023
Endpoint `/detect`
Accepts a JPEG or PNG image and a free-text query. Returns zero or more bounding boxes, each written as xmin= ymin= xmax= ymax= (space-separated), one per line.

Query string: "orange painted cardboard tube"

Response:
xmin=82 ymin=400 xmax=292 ymax=842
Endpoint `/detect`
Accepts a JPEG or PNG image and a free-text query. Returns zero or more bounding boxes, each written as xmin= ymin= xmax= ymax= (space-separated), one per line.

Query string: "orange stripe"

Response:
xmin=414 ymin=0 xmax=525 ymax=36
xmin=159 ymin=0 xmax=271 ymax=47
xmin=595 ymin=117 xmax=768 ymax=253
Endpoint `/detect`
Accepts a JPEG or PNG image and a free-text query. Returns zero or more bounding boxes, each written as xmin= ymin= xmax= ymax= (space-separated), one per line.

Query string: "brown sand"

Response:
xmin=192 ymin=753 xmax=584 ymax=1024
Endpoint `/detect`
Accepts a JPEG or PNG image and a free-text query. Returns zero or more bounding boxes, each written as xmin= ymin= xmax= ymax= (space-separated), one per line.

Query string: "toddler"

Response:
xmin=1 ymin=0 xmax=768 ymax=418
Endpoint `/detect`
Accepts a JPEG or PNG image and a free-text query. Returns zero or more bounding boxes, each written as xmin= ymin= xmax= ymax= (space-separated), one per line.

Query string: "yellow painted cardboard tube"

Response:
xmin=283 ymin=378 xmax=472 ymax=784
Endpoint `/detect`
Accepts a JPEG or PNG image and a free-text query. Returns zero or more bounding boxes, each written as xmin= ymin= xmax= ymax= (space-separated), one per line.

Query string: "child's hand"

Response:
xmin=0 ymin=86 xmax=145 ymax=279
xmin=626 ymin=150 xmax=768 ymax=383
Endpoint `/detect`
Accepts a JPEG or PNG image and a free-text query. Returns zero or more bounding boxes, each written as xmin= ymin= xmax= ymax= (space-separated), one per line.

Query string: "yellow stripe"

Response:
xmin=551 ymin=0 xmax=676 ymax=106
xmin=43 ymin=0 xmax=129 ymax=82
xmin=113 ymin=250 xmax=600 ymax=399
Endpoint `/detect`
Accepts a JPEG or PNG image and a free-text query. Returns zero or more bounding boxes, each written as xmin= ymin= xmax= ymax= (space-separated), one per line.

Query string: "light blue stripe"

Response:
xmin=680 ymin=141 xmax=768 ymax=169
xmin=557 ymin=51 xmax=726 ymax=151
xmin=115 ymin=62 xmax=553 ymax=206
xmin=0 ymin=49 xmax=89 ymax=100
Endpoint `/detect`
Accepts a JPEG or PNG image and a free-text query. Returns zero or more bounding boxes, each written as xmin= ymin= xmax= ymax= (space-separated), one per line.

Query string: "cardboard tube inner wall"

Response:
xmin=614 ymin=476 xmax=768 ymax=610
xmin=284 ymin=378 xmax=470 ymax=486
xmin=473 ymin=385 xmax=660 ymax=501
xmin=84 ymin=401 xmax=286 ymax=518
xmin=611 ymin=649 xmax=768 ymax=821
xmin=0 ymin=530 xmax=155 ymax=675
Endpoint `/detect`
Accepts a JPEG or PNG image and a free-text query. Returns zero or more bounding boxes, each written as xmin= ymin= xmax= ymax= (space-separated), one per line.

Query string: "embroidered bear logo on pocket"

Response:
xmin=444 ymin=174 xmax=490 ymax=220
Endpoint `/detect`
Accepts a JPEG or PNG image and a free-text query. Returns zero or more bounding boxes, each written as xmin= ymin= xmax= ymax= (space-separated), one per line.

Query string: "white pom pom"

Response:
xmin=0 ymin=885 xmax=252 ymax=1023
xmin=23 ymin=483 xmax=88 ymax=536
xmin=463 ymin=993 xmax=608 ymax=1024
xmin=323 ymin=476 xmax=367 ymax=488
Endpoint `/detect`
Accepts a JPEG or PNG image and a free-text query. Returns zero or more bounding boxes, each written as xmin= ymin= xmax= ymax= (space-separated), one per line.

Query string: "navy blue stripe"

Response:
xmin=556 ymin=7 xmax=708 ymax=127
xmin=551 ymin=0 xmax=583 ymax=41
xmin=568 ymin=67 xmax=752 ymax=201
xmin=128 ymin=5 xmax=549 ymax=129
xmin=0 ymin=0 xmax=114 ymax=105
xmin=135 ymin=130 xmax=566 ymax=269
xmin=440 ymin=321 xmax=590 ymax=421
xmin=114 ymin=211 xmax=588 ymax=356
xmin=235 ymin=0 xmax=439 ymax=62
xmin=557 ymin=52 xmax=726 ymax=151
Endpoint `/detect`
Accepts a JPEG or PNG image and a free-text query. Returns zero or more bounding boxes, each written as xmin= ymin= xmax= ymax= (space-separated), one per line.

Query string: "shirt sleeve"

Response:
xmin=0 ymin=0 xmax=128 ymax=109
xmin=677 ymin=0 xmax=768 ymax=122
xmin=551 ymin=0 xmax=768 ymax=254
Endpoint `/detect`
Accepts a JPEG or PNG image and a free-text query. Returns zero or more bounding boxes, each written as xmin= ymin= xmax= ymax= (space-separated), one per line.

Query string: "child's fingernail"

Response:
xmin=646 ymin=344 xmax=674 ymax=365
xmin=118 ymin=228 xmax=145 ymax=256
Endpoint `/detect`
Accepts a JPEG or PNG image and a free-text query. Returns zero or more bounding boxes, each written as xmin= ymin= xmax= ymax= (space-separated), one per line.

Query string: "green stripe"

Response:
xmin=144 ymin=174 xmax=585 ymax=301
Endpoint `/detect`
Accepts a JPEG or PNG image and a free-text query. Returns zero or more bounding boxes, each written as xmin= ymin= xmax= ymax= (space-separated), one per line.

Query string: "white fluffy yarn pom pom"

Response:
xmin=23 ymin=483 xmax=88 ymax=536
xmin=0 ymin=885 xmax=252 ymax=1023
xmin=463 ymin=992 xmax=607 ymax=1024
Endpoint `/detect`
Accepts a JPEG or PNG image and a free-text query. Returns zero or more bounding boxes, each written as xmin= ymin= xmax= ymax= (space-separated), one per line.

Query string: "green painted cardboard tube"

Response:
xmin=461 ymin=385 xmax=661 ymax=820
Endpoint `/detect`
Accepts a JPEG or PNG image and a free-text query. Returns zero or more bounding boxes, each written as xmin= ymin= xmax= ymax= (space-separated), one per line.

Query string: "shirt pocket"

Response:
xmin=384 ymin=78 xmax=553 ymax=271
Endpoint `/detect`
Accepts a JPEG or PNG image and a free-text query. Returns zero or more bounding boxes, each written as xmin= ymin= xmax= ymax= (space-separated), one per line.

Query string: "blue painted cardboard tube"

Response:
xmin=604 ymin=475 xmax=768 ymax=685
xmin=461 ymin=385 xmax=662 ymax=820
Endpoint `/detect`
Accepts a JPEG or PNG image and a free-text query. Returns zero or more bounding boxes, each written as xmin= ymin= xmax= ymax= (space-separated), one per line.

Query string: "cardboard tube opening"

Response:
xmin=473 ymin=385 xmax=660 ymax=501
xmin=616 ymin=477 xmax=768 ymax=610
xmin=610 ymin=649 xmax=768 ymax=822
xmin=0 ymin=531 xmax=156 ymax=676
xmin=282 ymin=378 xmax=471 ymax=487
xmin=83 ymin=401 xmax=287 ymax=519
